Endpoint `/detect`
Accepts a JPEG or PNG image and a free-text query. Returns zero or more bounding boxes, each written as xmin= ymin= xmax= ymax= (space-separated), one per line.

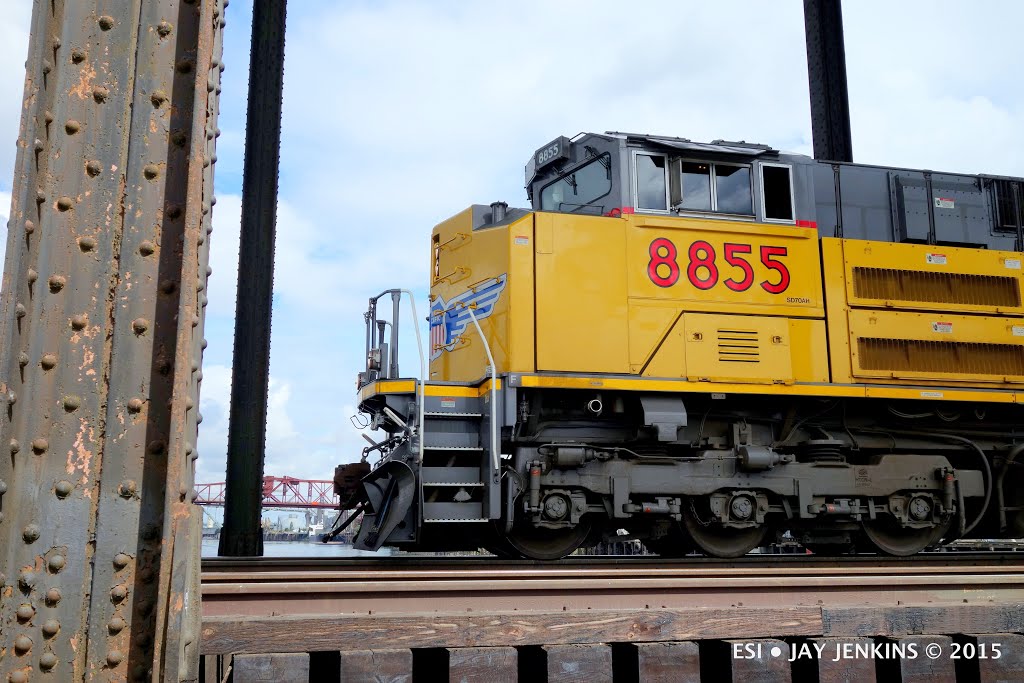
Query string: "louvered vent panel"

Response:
xmin=858 ymin=338 xmax=1024 ymax=376
xmin=852 ymin=267 xmax=1021 ymax=308
xmin=718 ymin=328 xmax=759 ymax=363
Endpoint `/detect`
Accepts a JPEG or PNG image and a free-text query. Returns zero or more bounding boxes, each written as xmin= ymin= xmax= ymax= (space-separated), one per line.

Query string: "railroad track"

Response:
xmin=201 ymin=553 xmax=1024 ymax=618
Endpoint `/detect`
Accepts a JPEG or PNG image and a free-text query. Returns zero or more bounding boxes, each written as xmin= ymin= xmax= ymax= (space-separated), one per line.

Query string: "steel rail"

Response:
xmin=200 ymin=556 xmax=1024 ymax=620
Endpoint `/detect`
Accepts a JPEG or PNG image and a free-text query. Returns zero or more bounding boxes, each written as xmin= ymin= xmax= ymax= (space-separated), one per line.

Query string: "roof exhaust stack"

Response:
xmin=803 ymin=0 xmax=853 ymax=162
xmin=490 ymin=201 xmax=508 ymax=223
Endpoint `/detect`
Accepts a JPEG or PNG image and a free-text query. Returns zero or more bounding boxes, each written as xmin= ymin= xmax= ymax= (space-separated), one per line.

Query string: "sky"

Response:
xmin=1 ymin=1 xmax=1022 ymax=492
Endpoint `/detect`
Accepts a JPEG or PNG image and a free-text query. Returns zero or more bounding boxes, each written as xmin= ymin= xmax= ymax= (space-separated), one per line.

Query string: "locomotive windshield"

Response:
xmin=538 ymin=153 xmax=612 ymax=213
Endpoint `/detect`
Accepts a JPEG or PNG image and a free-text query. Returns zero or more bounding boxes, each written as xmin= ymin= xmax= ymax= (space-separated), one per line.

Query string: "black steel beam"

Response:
xmin=803 ymin=0 xmax=853 ymax=162
xmin=219 ymin=0 xmax=288 ymax=557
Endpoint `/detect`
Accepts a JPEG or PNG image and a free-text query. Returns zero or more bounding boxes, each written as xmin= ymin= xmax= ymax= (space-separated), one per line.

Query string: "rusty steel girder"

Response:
xmin=0 ymin=1 xmax=225 ymax=681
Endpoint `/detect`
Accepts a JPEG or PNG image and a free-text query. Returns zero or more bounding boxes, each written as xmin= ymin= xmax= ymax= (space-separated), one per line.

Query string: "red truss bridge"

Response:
xmin=195 ymin=476 xmax=338 ymax=509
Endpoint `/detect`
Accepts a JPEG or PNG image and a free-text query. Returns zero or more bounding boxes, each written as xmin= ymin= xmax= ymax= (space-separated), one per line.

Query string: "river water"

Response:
xmin=201 ymin=538 xmax=393 ymax=558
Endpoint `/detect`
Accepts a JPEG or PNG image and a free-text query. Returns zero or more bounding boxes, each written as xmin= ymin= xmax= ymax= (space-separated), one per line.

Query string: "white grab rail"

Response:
xmin=461 ymin=303 xmax=500 ymax=476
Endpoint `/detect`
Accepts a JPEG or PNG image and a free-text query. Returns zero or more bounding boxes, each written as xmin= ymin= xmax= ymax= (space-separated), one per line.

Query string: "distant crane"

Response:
xmin=195 ymin=475 xmax=337 ymax=509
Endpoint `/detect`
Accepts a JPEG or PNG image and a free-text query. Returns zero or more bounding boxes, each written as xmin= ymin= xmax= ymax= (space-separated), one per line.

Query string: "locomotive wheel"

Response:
xmin=506 ymin=519 xmax=593 ymax=561
xmin=682 ymin=499 xmax=767 ymax=558
xmin=862 ymin=517 xmax=950 ymax=557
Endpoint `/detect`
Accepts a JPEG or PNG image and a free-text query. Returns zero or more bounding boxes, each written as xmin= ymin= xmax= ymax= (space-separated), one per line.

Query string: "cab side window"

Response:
xmin=635 ymin=153 xmax=668 ymax=211
xmin=761 ymin=163 xmax=794 ymax=222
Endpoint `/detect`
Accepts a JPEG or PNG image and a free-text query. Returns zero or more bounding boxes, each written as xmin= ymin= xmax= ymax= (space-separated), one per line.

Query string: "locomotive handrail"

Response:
xmin=365 ymin=289 xmax=426 ymax=463
xmin=399 ymin=288 xmax=427 ymax=465
xmin=460 ymin=303 xmax=501 ymax=477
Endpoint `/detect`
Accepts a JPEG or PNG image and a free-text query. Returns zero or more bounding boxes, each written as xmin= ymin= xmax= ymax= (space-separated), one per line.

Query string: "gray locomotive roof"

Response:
xmin=607 ymin=131 xmax=775 ymax=157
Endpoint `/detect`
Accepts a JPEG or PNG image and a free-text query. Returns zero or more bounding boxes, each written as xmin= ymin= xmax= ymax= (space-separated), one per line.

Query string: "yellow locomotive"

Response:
xmin=337 ymin=132 xmax=1024 ymax=559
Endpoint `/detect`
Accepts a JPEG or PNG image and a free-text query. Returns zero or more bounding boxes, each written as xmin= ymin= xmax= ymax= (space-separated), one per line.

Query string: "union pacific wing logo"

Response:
xmin=429 ymin=274 xmax=507 ymax=361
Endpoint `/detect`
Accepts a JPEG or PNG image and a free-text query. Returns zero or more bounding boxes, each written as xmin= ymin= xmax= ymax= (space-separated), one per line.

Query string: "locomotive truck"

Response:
xmin=333 ymin=131 xmax=1024 ymax=559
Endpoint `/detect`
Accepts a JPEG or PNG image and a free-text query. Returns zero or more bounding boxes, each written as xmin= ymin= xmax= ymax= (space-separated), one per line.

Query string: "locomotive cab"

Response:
xmin=336 ymin=131 xmax=1024 ymax=560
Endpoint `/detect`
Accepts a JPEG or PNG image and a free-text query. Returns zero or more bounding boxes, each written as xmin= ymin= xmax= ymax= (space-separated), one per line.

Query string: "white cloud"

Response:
xmin=0 ymin=4 xmax=30 ymax=192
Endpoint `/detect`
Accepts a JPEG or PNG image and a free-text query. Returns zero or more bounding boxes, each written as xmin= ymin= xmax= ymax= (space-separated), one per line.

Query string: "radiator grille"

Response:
xmin=858 ymin=338 xmax=1024 ymax=376
xmin=852 ymin=267 xmax=1021 ymax=308
xmin=718 ymin=329 xmax=759 ymax=363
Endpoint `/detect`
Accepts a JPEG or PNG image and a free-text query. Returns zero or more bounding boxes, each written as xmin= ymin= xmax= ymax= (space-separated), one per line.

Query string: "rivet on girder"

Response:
xmin=175 ymin=59 xmax=194 ymax=75
xmin=52 ymin=37 xmax=61 ymax=49
xmin=39 ymin=354 xmax=57 ymax=370
xmin=70 ymin=314 xmax=88 ymax=330
xmin=40 ymin=619 xmax=59 ymax=638
xmin=127 ymin=398 xmax=144 ymax=413
xmin=18 ymin=352 xmax=28 ymax=367
xmin=54 ymin=480 xmax=73 ymax=498
xmin=106 ymin=650 xmax=123 ymax=666
xmin=47 ymin=275 xmax=66 ymax=292
xmin=117 ymin=481 xmax=136 ymax=499
xmin=157 ymin=21 xmax=173 ymax=37
xmin=138 ymin=241 xmax=155 ymax=256
xmin=35 ymin=189 xmax=45 ymax=204
xmin=22 ymin=525 xmax=40 ymax=543
xmin=86 ymin=161 xmax=101 ymax=176
xmin=137 ymin=599 xmax=153 ymax=616
xmin=191 ymin=315 xmax=199 ymax=327
xmin=44 ymin=111 xmax=53 ymax=124
xmin=70 ymin=49 xmax=85 ymax=64
xmin=147 ymin=441 xmax=166 ymax=455
xmin=107 ymin=616 xmax=126 ymax=634
xmin=64 ymin=121 xmax=80 ymax=135
xmin=196 ymin=412 xmax=204 ymax=425
xmin=207 ymin=265 xmax=213 ymax=276
xmin=166 ymin=204 xmax=182 ymax=219
xmin=143 ymin=165 xmax=159 ymax=180
xmin=26 ymin=269 xmax=37 ymax=284
xmin=44 ymin=588 xmax=61 ymax=605
xmin=15 ymin=604 xmax=34 ymax=622
xmin=41 ymin=60 xmax=51 ymax=75
xmin=150 ymin=90 xmax=167 ymax=108
xmin=139 ymin=566 xmax=155 ymax=583
xmin=9 ymin=669 xmax=29 ymax=683
xmin=141 ymin=525 xmax=159 ymax=541
xmin=78 ymin=236 xmax=96 ymax=251
xmin=98 ymin=16 xmax=115 ymax=31
xmin=9 ymin=439 xmax=19 ymax=454
xmin=112 ymin=553 xmax=131 ymax=569
xmin=7 ymin=391 xmax=16 ymax=405
xmin=160 ymin=280 xmax=176 ymax=294
xmin=24 ymin=219 xmax=34 ymax=233
xmin=39 ymin=652 xmax=57 ymax=670
xmin=62 ymin=395 xmax=80 ymax=412
xmin=13 ymin=635 xmax=32 ymax=655
xmin=92 ymin=87 xmax=109 ymax=103
xmin=31 ymin=438 xmax=48 ymax=454
xmin=56 ymin=197 xmax=72 ymax=212
xmin=15 ymin=303 xmax=26 ymax=318
xmin=32 ymin=139 xmax=43 ymax=152
xmin=0 ymin=479 xmax=6 ymax=493
xmin=18 ymin=570 xmax=35 ymax=589
xmin=110 ymin=585 xmax=127 ymax=603
xmin=46 ymin=555 xmax=65 ymax=573
xmin=171 ymin=131 xmax=188 ymax=147
xmin=201 ymin=339 xmax=208 ymax=350
xmin=131 ymin=318 xmax=149 ymax=335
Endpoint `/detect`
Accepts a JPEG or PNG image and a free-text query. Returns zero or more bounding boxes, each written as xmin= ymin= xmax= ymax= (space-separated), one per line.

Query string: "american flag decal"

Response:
xmin=429 ymin=274 xmax=508 ymax=362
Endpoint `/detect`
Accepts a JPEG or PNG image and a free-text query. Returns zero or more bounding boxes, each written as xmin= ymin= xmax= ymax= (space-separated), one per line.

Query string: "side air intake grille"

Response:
xmin=858 ymin=338 xmax=1024 ymax=376
xmin=718 ymin=329 xmax=759 ymax=363
xmin=852 ymin=267 xmax=1021 ymax=308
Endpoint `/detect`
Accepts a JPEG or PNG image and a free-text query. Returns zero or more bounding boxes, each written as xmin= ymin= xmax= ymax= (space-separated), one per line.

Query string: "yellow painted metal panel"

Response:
xmin=507 ymin=219 xmax=536 ymax=373
xmin=821 ymin=238 xmax=852 ymax=383
xmin=682 ymin=313 xmax=793 ymax=384
xmin=535 ymin=215 xmax=630 ymax=372
xmin=627 ymin=303 xmax=683 ymax=372
xmin=643 ymin=314 xmax=687 ymax=378
xmin=842 ymin=240 xmax=1024 ymax=314
xmin=626 ymin=214 xmax=824 ymax=318
xmin=429 ymin=211 xmax=530 ymax=382
xmin=847 ymin=308 xmax=1024 ymax=384
xmin=789 ymin=318 xmax=830 ymax=383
